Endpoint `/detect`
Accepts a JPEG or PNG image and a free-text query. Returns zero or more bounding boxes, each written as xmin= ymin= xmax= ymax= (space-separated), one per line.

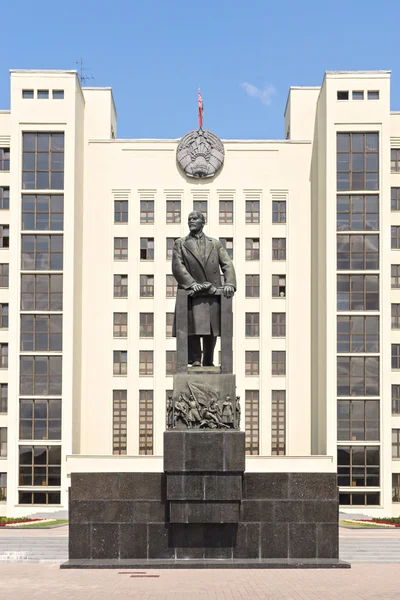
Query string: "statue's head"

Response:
xmin=188 ymin=211 xmax=205 ymax=235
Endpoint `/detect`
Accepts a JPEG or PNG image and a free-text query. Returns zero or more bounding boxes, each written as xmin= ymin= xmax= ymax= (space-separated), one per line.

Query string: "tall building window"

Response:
xmin=337 ymin=195 xmax=379 ymax=231
xmin=272 ymin=200 xmax=286 ymax=223
xmin=53 ymin=90 xmax=64 ymax=100
xmin=166 ymin=200 xmax=181 ymax=223
xmin=337 ymin=274 xmax=379 ymax=311
xmin=393 ymin=385 xmax=400 ymax=415
xmin=246 ymin=238 xmax=260 ymax=260
xmin=0 ymin=344 xmax=8 ymax=368
xmin=0 ymin=187 xmax=9 ymax=210
xmin=20 ymin=356 xmax=62 ymax=395
xmin=140 ymin=313 xmax=154 ymax=337
xmin=392 ymin=226 xmax=400 ymax=249
xmin=0 ymin=428 xmax=6 ymax=456
xmin=140 ymin=197 xmax=154 ymax=223
xmin=113 ymin=351 xmax=127 ymax=376
xmin=114 ymin=199 xmax=128 ymax=223
xmin=139 ymin=351 xmax=153 ymax=376
xmin=337 ymin=446 xmax=379 ymax=487
xmin=22 ymin=132 xmax=64 ymax=190
xmin=272 ymin=275 xmax=286 ymax=297
xmin=166 ymin=238 xmax=175 ymax=260
xmin=392 ymin=344 xmax=400 ymax=370
xmin=38 ymin=90 xmax=49 ymax=99
xmin=392 ymin=304 xmax=400 ymax=329
xmin=140 ymin=238 xmax=154 ymax=260
xmin=272 ymin=313 xmax=286 ymax=337
xmin=0 ymin=304 xmax=8 ymax=328
xmin=391 ymin=149 xmax=400 ymax=172
xmin=193 ymin=200 xmax=207 ymax=222
xmin=392 ymin=265 xmax=400 ymax=288
xmin=22 ymin=195 xmax=63 ymax=230
xmin=0 ymin=225 xmax=9 ymax=248
xmin=114 ymin=237 xmax=128 ymax=260
xmin=337 ymin=234 xmax=379 ymax=270
xmin=0 ymin=264 xmax=8 ymax=288
xmin=245 ymin=313 xmax=259 ymax=337
xmin=166 ymin=313 xmax=174 ymax=337
xmin=337 ymin=356 xmax=379 ymax=396
xmin=393 ymin=430 xmax=400 ymax=459
xmin=19 ymin=490 xmax=60 ymax=505
xmin=245 ymin=275 xmax=259 ymax=298
xmin=272 ymin=238 xmax=286 ymax=260
xmin=245 ymin=199 xmax=260 ymax=223
xmin=114 ymin=274 xmax=128 ymax=298
xmin=139 ymin=390 xmax=153 ymax=455
xmin=21 ymin=234 xmax=63 ymax=269
xmin=113 ymin=390 xmax=127 ymax=455
xmin=0 ymin=148 xmax=10 ymax=171
xmin=245 ymin=351 xmax=259 ymax=376
xmin=113 ymin=312 xmax=127 ymax=338
xmin=20 ymin=315 xmax=62 ymax=351
xmin=19 ymin=399 xmax=62 ymax=440
xmin=0 ymin=473 xmax=6 ymax=501
xmin=339 ymin=491 xmax=379 ymax=506
xmin=21 ymin=274 xmax=62 ymax=310
xmin=392 ymin=188 xmax=400 ymax=211
xmin=0 ymin=384 xmax=7 ymax=413
xmin=19 ymin=445 xmax=61 ymax=486
xmin=219 ymin=238 xmax=233 ymax=259
xmin=140 ymin=274 xmax=154 ymax=297
xmin=272 ymin=391 xmax=286 ymax=455
xmin=337 ymin=316 xmax=379 ymax=352
xmin=337 ymin=400 xmax=379 ymax=441
xmin=272 ymin=351 xmax=286 ymax=376
xmin=166 ymin=350 xmax=176 ymax=375
xmin=245 ymin=390 xmax=259 ymax=455
xmin=393 ymin=474 xmax=400 ymax=503
xmin=337 ymin=132 xmax=379 ymax=191
xmin=166 ymin=275 xmax=177 ymax=297
xmin=219 ymin=199 xmax=233 ymax=223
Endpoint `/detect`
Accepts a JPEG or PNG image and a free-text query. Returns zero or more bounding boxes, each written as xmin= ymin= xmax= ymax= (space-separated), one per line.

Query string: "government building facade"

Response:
xmin=0 ymin=69 xmax=399 ymax=517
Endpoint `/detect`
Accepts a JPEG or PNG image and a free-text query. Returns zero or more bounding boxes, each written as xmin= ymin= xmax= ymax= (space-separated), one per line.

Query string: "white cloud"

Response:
xmin=241 ymin=82 xmax=276 ymax=106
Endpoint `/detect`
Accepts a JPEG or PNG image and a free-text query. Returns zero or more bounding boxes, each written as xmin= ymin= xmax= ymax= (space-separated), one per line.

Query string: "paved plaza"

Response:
xmin=0 ymin=563 xmax=400 ymax=600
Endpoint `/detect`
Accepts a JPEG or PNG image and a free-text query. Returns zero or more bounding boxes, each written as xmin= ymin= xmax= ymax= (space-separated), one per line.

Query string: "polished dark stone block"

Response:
xmin=69 ymin=524 xmax=91 ymax=559
xmin=61 ymin=558 xmax=350 ymax=569
xmin=233 ymin=523 xmax=260 ymax=559
xmin=131 ymin=500 xmax=166 ymax=523
xmin=170 ymin=501 xmax=240 ymax=523
xmin=71 ymin=473 xmax=119 ymax=501
xmin=316 ymin=523 xmax=339 ymax=559
xmin=91 ymin=524 xmax=119 ymax=559
xmin=170 ymin=523 xmax=237 ymax=548
xmin=274 ymin=501 xmax=304 ymax=523
xmin=261 ymin=523 xmax=289 ymax=559
xmin=244 ymin=473 xmax=289 ymax=500
xmin=119 ymin=524 xmax=148 ymax=559
xmin=148 ymin=523 xmax=175 ymax=559
xmin=119 ymin=473 xmax=165 ymax=500
xmin=288 ymin=473 xmax=338 ymax=501
xmin=289 ymin=523 xmax=317 ymax=559
xmin=303 ymin=501 xmax=338 ymax=524
xmin=166 ymin=473 xmax=242 ymax=501
xmin=164 ymin=431 xmax=245 ymax=472
xmin=240 ymin=500 xmax=274 ymax=522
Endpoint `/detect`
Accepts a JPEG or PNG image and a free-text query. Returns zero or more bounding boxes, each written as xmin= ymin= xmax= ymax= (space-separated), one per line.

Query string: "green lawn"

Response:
xmin=17 ymin=519 xmax=68 ymax=528
xmin=339 ymin=520 xmax=392 ymax=528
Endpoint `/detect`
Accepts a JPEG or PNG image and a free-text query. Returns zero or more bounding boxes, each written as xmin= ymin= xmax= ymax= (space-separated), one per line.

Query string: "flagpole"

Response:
xmin=198 ymin=87 xmax=203 ymax=130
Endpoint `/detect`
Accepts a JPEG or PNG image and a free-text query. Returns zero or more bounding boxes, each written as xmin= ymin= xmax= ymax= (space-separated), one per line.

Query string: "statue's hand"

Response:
xmin=223 ymin=285 xmax=235 ymax=298
xmin=190 ymin=283 xmax=203 ymax=293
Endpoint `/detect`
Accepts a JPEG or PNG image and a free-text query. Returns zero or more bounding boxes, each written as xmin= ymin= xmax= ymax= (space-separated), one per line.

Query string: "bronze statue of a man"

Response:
xmin=172 ymin=211 xmax=236 ymax=366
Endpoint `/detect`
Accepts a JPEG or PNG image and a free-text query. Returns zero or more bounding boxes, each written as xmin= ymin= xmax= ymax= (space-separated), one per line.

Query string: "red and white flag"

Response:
xmin=198 ymin=88 xmax=204 ymax=128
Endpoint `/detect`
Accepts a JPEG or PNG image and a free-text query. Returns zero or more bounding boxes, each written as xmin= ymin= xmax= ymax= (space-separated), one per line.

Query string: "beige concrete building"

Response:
xmin=0 ymin=68 xmax=399 ymax=518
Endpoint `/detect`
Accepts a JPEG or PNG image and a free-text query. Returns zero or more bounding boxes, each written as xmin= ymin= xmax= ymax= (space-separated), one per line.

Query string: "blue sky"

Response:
xmin=1 ymin=0 xmax=399 ymax=139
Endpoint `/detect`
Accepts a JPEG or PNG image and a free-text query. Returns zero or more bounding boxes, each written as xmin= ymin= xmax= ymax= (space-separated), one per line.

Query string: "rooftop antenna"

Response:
xmin=76 ymin=58 xmax=94 ymax=85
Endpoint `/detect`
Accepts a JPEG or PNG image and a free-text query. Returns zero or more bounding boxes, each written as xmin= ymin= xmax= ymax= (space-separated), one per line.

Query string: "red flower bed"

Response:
xmin=0 ymin=518 xmax=41 ymax=527
xmin=358 ymin=519 xmax=400 ymax=527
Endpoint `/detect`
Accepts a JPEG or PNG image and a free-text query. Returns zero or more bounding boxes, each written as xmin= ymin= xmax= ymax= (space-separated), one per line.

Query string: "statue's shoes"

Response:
xmin=192 ymin=361 xmax=201 ymax=367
